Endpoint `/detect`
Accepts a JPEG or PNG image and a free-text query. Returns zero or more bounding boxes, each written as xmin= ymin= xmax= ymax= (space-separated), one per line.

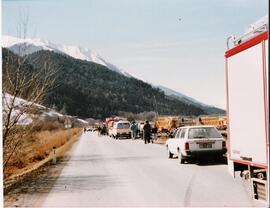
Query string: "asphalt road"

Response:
xmin=40 ymin=132 xmax=261 ymax=207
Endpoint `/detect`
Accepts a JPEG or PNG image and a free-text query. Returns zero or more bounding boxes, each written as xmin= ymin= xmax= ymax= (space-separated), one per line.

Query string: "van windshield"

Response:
xmin=188 ymin=127 xmax=222 ymax=139
xmin=117 ymin=123 xmax=130 ymax=129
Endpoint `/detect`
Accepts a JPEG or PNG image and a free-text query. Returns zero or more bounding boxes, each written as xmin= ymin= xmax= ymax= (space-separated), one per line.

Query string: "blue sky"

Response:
xmin=2 ymin=0 xmax=268 ymax=108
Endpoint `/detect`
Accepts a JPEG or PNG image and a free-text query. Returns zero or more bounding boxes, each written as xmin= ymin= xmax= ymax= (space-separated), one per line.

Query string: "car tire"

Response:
xmin=167 ymin=147 xmax=173 ymax=159
xmin=178 ymin=150 xmax=185 ymax=164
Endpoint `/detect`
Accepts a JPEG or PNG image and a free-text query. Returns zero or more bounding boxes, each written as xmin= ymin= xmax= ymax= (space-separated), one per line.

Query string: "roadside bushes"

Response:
xmin=29 ymin=118 xmax=64 ymax=132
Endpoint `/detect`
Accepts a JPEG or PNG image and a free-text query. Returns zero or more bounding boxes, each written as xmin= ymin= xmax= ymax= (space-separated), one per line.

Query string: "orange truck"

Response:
xmin=155 ymin=116 xmax=179 ymax=135
xmin=196 ymin=116 xmax=227 ymax=130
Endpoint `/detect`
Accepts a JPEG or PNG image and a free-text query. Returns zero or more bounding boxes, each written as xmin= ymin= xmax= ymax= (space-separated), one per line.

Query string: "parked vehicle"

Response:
xmin=155 ymin=116 xmax=179 ymax=136
xmin=179 ymin=117 xmax=195 ymax=127
xmin=196 ymin=116 xmax=227 ymax=130
xmin=105 ymin=117 xmax=124 ymax=137
xmin=166 ymin=126 xmax=226 ymax=164
xmin=111 ymin=121 xmax=131 ymax=139
xmin=225 ymin=16 xmax=268 ymax=203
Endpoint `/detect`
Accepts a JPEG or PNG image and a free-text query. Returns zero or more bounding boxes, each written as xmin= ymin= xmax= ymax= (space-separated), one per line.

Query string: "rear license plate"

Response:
xmin=199 ymin=143 xmax=212 ymax=148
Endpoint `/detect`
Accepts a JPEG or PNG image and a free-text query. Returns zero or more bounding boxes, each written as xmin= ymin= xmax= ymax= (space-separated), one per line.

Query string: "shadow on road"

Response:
xmin=194 ymin=157 xmax=228 ymax=166
xmin=171 ymin=156 xmax=228 ymax=166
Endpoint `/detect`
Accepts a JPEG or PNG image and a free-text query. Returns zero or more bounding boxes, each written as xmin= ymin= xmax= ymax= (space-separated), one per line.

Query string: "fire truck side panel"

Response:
xmin=264 ymin=39 xmax=268 ymax=161
xmin=227 ymin=41 xmax=267 ymax=166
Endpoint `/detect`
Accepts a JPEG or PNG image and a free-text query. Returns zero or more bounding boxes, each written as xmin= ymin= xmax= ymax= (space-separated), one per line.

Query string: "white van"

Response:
xmin=112 ymin=121 xmax=131 ymax=139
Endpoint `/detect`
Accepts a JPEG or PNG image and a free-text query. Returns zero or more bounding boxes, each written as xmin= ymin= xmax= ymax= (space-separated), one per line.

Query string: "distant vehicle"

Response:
xmin=196 ymin=116 xmax=227 ymax=130
xmin=166 ymin=126 xmax=226 ymax=164
xmin=106 ymin=117 xmax=124 ymax=137
xmin=155 ymin=116 xmax=179 ymax=136
xmin=112 ymin=121 xmax=131 ymax=139
xmin=179 ymin=117 xmax=195 ymax=127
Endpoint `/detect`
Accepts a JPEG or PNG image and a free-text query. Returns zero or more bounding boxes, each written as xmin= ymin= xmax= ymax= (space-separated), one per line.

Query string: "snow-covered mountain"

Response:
xmin=2 ymin=35 xmax=123 ymax=73
xmin=2 ymin=35 xmax=224 ymax=114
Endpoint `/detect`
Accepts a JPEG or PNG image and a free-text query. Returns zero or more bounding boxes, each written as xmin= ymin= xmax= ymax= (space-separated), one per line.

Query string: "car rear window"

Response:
xmin=117 ymin=123 xmax=130 ymax=129
xmin=188 ymin=127 xmax=222 ymax=139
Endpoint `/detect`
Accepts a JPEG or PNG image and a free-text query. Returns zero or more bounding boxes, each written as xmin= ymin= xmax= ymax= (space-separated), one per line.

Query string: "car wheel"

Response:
xmin=167 ymin=147 xmax=173 ymax=159
xmin=178 ymin=150 xmax=185 ymax=164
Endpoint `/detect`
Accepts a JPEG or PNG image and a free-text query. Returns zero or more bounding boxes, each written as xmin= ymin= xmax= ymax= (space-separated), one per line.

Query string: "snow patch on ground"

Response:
xmin=3 ymin=94 xmax=40 ymax=125
xmin=3 ymin=93 xmax=88 ymax=126
xmin=3 ymin=93 xmax=46 ymax=109
xmin=45 ymin=110 xmax=64 ymax=117
xmin=3 ymin=93 xmax=61 ymax=125
xmin=77 ymin=119 xmax=88 ymax=124
xmin=17 ymin=114 xmax=33 ymax=125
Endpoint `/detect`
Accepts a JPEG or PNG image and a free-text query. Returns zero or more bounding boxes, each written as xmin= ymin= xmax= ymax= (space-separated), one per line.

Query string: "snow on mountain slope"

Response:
xmin=59 ymin=45 xmax=107 ymax=66
xmin=3 ymin=35 xmax=223 ymax=113
xmin=2 ymin=35 xmax=107 ymax=66
xmin=3 ymin=35 xmax=133 ymax=76
xmin=2 ymin=36 xmax=54 ymax=51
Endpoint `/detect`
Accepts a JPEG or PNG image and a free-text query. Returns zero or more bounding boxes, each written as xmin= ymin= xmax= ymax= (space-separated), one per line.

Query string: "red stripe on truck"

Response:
xmin=225 ymin=31 xmax=268 ymax=58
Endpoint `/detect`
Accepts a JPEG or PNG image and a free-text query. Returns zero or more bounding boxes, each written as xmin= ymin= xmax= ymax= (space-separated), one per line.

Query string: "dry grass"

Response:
xmin=4 ymin=127 xmax=81 ymax=179
xmin=33 ymin=129 xmax=79 ymax=161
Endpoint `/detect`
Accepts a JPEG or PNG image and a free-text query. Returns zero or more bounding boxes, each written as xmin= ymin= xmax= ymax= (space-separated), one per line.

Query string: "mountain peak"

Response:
xmin=2 ymin=35 xmax=107 ymax=66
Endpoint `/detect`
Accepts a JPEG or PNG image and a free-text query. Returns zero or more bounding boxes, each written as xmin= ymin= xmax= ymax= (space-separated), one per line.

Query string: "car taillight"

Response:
xmin=185 ymin=142 xmax=189 ymax=150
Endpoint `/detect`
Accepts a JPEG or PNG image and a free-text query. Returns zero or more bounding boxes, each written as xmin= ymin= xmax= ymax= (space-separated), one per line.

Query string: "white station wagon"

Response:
xmin=166 ymin=126 xmax=226 ymax=163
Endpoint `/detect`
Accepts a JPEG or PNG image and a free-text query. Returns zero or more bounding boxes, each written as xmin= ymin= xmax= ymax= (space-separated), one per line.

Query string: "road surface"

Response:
xmin=39 ymin=132 xmax=260 ymax=207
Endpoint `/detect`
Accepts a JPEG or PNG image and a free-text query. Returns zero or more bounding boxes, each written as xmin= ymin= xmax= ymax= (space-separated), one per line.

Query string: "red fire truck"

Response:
xmin=225 ymin=16 xmax=268 ymax=203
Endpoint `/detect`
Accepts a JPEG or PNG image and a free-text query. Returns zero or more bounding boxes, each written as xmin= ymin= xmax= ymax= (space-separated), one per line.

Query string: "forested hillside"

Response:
xmin=3 ymin=48 xmax=206 ymax=119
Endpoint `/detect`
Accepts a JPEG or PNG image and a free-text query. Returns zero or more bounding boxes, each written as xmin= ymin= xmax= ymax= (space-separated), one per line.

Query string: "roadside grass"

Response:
xmin=34 ymin=129 xmax=79 ymax=161
xmin=4 ymin=119 xmax=82 ymax=180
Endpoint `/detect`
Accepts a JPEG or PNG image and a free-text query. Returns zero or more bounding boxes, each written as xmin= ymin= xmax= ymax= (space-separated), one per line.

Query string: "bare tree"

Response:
xmin=2 ymin=16 xmax=58 ymax=171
